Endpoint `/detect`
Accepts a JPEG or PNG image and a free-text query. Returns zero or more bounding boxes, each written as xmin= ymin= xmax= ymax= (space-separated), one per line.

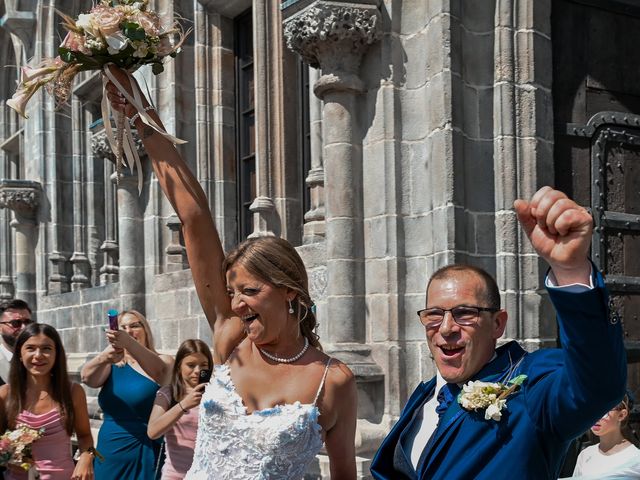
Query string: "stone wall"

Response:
xmin=0 ymin=0 xmax=573 ymax=477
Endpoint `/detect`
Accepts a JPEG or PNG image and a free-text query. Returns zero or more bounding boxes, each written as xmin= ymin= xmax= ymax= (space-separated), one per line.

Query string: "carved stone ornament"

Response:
xmin=0 ymin=179 xmax=42 ymax=221
xmin=283 ymin=2 xmax=382 ymax=71
xmin=92 ymin=126 xmax=145 ymax=163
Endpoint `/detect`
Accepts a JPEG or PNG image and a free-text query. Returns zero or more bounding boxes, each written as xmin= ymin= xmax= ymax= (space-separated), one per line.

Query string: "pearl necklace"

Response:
xmin=258 ymin=337 xmax=309 ymax=363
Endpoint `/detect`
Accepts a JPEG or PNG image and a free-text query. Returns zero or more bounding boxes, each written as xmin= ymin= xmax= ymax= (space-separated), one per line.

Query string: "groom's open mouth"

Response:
xmin=439 ymin=344 xmax=464 ymax=358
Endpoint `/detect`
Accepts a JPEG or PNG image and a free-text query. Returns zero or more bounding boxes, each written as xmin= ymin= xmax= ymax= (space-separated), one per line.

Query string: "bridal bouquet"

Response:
xmin=7 ymin=0 xmax=189 ymax=190
xmin=0 ymin=425 xmax=44 ymax=477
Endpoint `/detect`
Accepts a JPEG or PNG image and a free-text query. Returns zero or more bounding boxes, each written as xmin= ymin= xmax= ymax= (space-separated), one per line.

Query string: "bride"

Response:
xmin=105 ymin=66 xmax=358 ymax=479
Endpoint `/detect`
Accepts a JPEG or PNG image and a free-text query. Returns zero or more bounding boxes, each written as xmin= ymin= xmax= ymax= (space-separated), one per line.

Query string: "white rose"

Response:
xmin=106 ymin=32 xmax=129 ymax=54
xmin=485 ymin=403 xmax=502 ymax=421
xmin=76 ymin=13 xmax=99 ymax=37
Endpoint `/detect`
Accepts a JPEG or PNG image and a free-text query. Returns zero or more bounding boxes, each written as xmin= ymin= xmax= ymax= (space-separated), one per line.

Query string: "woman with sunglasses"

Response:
xmin=81 ymin=310 xmax=173 ymax=479
xmin=104 ymin=66 xmax=357 ymax=479
xmin=571 ymin=394 xmax=640 ymax=478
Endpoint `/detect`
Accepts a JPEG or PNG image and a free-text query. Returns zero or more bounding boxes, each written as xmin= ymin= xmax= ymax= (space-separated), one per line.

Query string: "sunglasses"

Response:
xmin=0 ymin=319 xmax=33 ymax=329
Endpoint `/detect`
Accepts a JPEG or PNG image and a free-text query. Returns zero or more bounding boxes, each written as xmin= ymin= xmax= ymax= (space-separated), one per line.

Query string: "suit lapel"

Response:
xmin=396 ymin=379 xmax=437 ymax=463
xmin=372 ymin=378 xmax=437 ymax=479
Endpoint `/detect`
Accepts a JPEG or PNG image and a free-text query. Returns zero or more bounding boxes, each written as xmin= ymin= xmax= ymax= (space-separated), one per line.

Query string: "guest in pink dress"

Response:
xmin=147 ymin=339 xmax=212 ymax=479
xmin=0 ymin=323 xmax=95 ymax=479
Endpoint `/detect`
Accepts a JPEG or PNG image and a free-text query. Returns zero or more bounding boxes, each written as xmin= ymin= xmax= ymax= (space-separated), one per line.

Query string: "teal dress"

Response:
xmin=94 ymin=364 xmax=162 ymax=479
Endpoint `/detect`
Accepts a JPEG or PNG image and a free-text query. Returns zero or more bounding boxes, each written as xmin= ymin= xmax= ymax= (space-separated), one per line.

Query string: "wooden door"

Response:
xmin=552 ymin=1 xmax=640 ymax=472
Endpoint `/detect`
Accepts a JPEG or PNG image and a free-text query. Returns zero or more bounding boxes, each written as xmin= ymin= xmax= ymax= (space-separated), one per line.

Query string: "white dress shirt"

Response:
xmin=0 ymin=342 xmax=12 ymax=362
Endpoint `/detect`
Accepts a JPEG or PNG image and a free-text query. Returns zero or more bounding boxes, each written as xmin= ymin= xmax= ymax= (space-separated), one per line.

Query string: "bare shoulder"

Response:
xmin=159 ymin=354 xmax=174 ymax=365
xmin=0 ymin=384 xmax=8 ymax=400
xmin=325 ymin=357 xmax=355 ymax=388
xmin=71 ymin=382 xmax=87 ymax=401
xmin=318 ymin=355 xmax=356 ymax=404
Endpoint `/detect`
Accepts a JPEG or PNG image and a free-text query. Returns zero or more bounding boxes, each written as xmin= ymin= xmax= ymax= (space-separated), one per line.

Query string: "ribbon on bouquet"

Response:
xmin=101 ymin=64 xmax=187 ymax=193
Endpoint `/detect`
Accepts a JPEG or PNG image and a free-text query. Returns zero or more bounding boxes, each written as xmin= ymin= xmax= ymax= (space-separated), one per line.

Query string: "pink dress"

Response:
xmin=156 ymin=386 xmax=199 ymax=479
xmin=6 ymin=409 xmax=74 ymax=480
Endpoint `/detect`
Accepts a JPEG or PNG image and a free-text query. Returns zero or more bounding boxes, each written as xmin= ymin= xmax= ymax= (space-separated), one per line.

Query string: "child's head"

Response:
xmin=7 ymin=323 xmax=74 ymax=434
xmin=592 ymin=394 xmax=637 ymax=444
xmin=171 ymin=339 xmax=213 ymax=402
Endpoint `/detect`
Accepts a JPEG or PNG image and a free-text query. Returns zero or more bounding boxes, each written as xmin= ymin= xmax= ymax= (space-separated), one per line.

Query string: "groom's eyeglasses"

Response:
xmin=417 ymin=306 xmax=500 ymax=329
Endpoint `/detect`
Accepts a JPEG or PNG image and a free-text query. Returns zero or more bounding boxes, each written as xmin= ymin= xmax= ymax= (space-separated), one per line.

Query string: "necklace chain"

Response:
xmin=258 ymin=337 xmax=309 ymax=363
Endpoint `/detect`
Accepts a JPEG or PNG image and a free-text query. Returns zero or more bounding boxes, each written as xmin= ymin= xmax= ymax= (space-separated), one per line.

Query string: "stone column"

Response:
xmin=0 ymin=180 xmax=41 ymax=308
xmin=248 ymin=0 xmax=277 ymax=238
xmin=303 ymin=66 xmax=326 ymax=244
xmin=493 ymin=0 xmax=555 ymax=347
xmin=108 ymin=132 xmax=145 ymax=312
xmin=91 ymin=128 xmax=119 ymax=284
xmin=284 ymin=0 xmax=381 ymax=345
xmin=70 ymin=100 xmax=90 ymax=290
xmin=0 ymin=204 xmax=13 ymax=300
xmin=284 ymin=5 xmax=384 ymax=474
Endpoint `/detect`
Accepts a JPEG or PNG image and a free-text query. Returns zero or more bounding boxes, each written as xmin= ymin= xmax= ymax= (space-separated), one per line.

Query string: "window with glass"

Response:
xmin=234 ymin=9 xmax=255 ymax=239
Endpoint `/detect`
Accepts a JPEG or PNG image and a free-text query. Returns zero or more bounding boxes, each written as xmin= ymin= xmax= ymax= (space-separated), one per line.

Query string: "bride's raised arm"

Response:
xmin=104 ymin=65 xmax=244 ymax=363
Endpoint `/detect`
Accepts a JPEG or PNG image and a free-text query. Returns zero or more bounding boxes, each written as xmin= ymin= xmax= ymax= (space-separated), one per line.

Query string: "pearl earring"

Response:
xmin=288 ymin=300 xmax=294 ymax=314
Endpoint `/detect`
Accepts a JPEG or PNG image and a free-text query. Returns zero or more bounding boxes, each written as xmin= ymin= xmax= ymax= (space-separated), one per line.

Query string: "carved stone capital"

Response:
xmin=283 ymin=1 xmax=382 ymax=85
xmin=92 ymin=125 xmax=145 ymax=163
xmin=0 ymin=179 xmax=42 ymax=222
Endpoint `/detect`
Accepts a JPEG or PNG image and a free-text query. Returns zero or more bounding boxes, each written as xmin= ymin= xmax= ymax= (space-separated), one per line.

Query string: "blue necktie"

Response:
xmin=435 ymin=383 xmax=460 ymax=419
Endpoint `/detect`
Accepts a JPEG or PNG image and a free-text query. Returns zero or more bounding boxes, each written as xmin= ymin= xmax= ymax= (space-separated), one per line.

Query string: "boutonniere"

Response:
xmin=458 ymin=374 xmax=527 ymax=421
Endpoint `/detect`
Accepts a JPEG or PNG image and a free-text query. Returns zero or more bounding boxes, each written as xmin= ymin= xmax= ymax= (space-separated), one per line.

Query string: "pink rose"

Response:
xmin=134 ymin=12 xmax=160 ymax=36
xmin=60 ymin=31 xmax=91 ymax=55
xmin=92 ymin=6 xmax=124 ymax=37
xmin=156 ymin=35 xmax=173 ymax=56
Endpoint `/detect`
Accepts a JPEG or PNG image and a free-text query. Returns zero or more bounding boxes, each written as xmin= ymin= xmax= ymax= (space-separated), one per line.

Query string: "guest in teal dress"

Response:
xmin=81 ymin=310 xmax=174 ymax=479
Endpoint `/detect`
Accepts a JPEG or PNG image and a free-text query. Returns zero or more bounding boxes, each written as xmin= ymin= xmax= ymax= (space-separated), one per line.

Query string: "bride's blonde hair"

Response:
xmin=223 ymin=236 xmax=321 ymax=350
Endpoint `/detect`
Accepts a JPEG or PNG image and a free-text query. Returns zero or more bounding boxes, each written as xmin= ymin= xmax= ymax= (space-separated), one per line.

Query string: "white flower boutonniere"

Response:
xmin=458 ymin=374 xmax=527 ymax=421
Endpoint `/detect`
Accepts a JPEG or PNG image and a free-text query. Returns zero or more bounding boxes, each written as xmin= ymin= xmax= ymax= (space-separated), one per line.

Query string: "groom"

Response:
xmin=370 ymin=187 xmax=626 ymax=479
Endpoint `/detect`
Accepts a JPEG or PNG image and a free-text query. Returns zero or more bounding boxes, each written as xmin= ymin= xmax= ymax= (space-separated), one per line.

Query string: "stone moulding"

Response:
xmin=0 ymin=179 xmax=42 ymax=221
xmin=283 ymin=1 xmax=382 ymax=71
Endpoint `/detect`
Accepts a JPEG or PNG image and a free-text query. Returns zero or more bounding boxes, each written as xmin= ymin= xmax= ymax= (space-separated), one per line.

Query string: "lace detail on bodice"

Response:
xmin=185 ymin=362 xmax=329 ymax=480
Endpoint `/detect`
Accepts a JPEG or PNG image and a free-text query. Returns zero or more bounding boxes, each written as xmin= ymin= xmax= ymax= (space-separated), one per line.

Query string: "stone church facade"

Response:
xmin=1 ymin=0 xmax=639 ymax=477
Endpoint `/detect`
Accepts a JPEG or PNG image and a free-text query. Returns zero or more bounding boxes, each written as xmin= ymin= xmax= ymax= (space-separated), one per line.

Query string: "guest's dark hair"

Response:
xmin=6 ymin=323 xmax=75 ymax=435
xmin=0 ymin=299 xmax=32 ymax=316
xmin=427 ymin=264 xmax=501 ymax=309
xmin=171 ymin=339 xmax=213 ymax=404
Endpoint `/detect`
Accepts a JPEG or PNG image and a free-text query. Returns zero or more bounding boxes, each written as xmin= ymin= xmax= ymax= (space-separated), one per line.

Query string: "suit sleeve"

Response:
xmin=525 ymin=267 xmax=626 ymax=441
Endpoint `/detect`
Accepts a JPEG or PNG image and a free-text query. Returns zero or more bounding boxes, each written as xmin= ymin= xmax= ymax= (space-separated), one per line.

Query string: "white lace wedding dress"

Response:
xmin=185 ymin=360 xmax=331 ymax=479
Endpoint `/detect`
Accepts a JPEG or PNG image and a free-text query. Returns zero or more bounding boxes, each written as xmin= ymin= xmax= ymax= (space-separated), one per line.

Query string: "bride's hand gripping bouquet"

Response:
xmin=7 ymin=0 xmax=190 ymax=190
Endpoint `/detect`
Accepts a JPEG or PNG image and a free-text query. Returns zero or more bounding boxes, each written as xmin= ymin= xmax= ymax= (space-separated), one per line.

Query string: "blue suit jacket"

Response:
xmin=371 ymin=269 xmax=626 ymax=480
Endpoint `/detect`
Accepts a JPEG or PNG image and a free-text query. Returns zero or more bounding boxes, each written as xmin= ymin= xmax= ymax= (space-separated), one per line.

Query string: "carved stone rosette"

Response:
xmin=283 ymin=1 xmax=382 ymax=79
xmin=0 ymin=179 xmax=42 ymax=222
